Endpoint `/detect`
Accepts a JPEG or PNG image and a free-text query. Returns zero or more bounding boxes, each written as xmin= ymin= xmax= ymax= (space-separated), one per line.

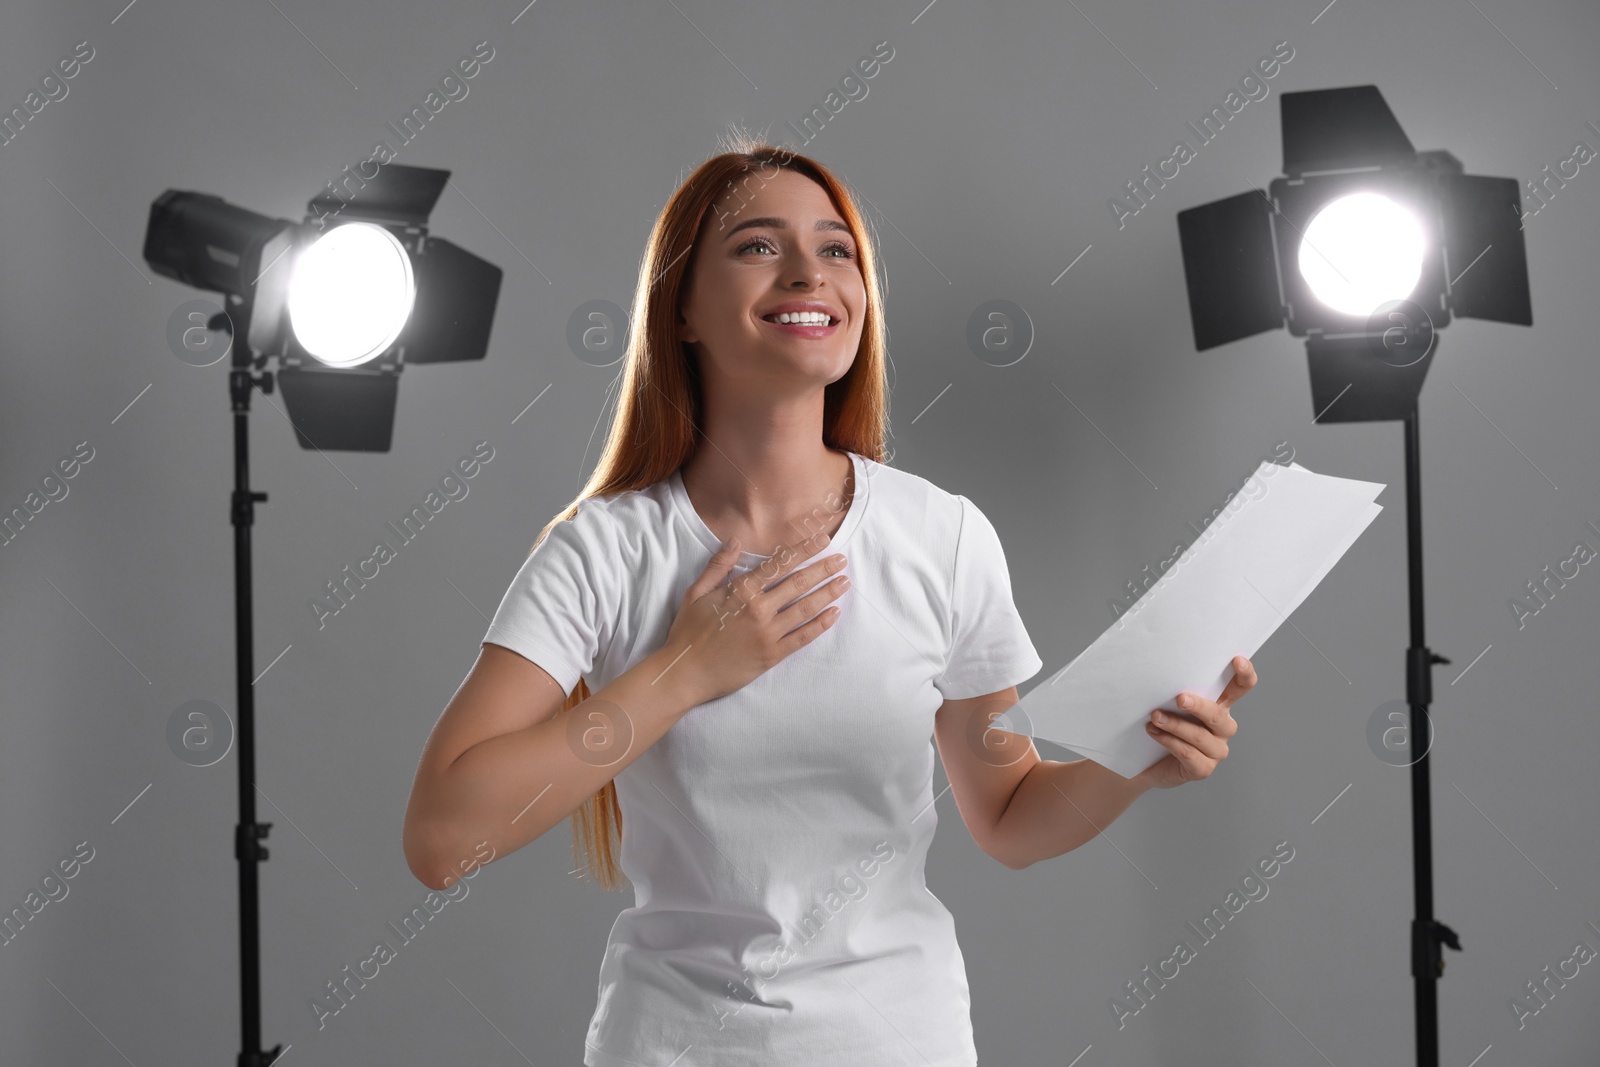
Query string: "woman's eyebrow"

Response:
xmin=723 ymin=216 xmax=852 ymax=241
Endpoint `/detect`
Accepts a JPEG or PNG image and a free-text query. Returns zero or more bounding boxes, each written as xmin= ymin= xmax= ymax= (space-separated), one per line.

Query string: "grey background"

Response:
xmin=2 ymin=0 xmax=1597 ymax=1063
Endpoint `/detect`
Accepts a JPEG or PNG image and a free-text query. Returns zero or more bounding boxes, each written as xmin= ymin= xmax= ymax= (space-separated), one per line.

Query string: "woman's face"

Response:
xmin=676 ymin=168 xmax=867 ymax=395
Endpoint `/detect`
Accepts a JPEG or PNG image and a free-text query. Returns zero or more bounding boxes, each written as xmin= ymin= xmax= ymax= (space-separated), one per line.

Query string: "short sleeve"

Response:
xmin=481 ymin=501 xmax=617 ymax=695
xmin=933 ymin=494 xmax=1043 ymax=700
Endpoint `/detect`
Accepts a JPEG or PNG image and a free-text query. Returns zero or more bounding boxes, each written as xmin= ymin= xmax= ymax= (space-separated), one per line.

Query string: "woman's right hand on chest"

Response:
xmin=660 ymin=531 xmax=851 ymax=704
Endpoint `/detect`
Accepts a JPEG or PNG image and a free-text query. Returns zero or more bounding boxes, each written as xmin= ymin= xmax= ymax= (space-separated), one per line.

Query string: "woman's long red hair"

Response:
xmin=534 ymin=129 xmax=892 ymax=890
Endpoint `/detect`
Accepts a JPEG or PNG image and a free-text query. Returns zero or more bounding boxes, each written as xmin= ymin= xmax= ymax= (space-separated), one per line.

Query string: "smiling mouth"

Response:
xmin=759 ymin=315 xmax=841 ymax=335
xmin=760 ymin=314 xmax=841 ymax=326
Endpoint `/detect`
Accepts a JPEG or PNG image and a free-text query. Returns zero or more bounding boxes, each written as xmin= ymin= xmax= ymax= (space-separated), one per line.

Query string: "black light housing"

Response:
xmin=143 ymin=163 xmax=503 ymax=451
xmin=1177 ymin=85 xmax=1530 ymax=422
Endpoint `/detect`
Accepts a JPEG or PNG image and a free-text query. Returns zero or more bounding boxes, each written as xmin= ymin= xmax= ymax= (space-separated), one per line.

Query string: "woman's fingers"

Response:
xmin=1171 ymin=692 xmax=1239 ymax=740
xmin=1148 ymin=708 xmax=1229 ymax=761
xmin=686 ymin=536 xmax=745 ymax=605
xmin=1215 ymin=656 xmax=1258 ymax=708
xmin=1145 ymin=722 xmax=1218 ymax=779
xmin=1145 ymin=657 xmax=1255 ymax=784
xmin=1146 ymin=719 xmax=1222 ymax=778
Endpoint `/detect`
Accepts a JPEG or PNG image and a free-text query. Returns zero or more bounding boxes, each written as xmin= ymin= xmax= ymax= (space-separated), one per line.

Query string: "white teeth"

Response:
xmin=768 ymin=311 xmax=832 ymax=325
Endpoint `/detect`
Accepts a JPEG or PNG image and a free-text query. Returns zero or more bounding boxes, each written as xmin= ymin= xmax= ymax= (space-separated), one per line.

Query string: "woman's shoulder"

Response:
xmin=850 ymin=456 xmax=970 ymax=567
xmin=567 ymin=476 xmax=672 ymax=522
xmin=550 ymin=479 xmax=677 ymax=567
xmin=857 ymin=452 xmax=965 ymax=520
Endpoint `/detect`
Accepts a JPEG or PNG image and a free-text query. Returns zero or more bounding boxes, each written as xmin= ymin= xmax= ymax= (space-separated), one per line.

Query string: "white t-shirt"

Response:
xmin=482 ymin=449 xmax=1042 ymax=1067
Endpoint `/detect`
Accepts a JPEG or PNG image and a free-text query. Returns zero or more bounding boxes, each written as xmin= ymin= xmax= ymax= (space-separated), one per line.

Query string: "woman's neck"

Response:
xmin=679 ymin=441 xmax=853 ymax=556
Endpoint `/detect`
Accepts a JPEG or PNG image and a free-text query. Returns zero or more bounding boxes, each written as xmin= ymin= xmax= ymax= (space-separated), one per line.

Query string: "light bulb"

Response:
xmin=1297 ymin=192 xmax=1426 ymax=318
xmin=287 ymin=222 xmax=416 ymax=367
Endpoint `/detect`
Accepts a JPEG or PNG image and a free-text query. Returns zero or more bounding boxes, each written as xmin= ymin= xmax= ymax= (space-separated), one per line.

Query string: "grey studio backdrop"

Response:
xmin=2 ymin=0 xmax=1597 ymax=1063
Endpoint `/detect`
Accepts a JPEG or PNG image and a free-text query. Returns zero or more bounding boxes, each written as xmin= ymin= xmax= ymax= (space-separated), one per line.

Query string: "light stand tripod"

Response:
xmin=1398 ymin=403 xmax=1463 ymax=1061
xmin=224 ymin=317 xmax=281 ymax=1067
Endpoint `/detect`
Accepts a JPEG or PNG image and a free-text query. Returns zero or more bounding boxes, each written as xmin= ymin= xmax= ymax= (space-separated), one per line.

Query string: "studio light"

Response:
xmin=1176 ymin=85 xmax=1533 ymax=1067
xmin=143 ymin=163 xmax=502 ymax=451
xmin=1177 ymin=84 xmax=1530 ymax=423
xmin=141 ymin=163 xmax=502 ymax=1067
xmin=286 ymin=220 xmax=416 ymax=368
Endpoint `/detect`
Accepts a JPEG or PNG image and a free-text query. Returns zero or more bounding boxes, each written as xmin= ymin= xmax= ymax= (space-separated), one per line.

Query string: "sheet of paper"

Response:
xmin=995 ymin=459 xmax=1386 ymax=779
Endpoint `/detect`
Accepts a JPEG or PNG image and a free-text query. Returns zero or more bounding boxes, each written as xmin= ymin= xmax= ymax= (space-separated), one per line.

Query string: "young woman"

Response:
xmin=402 ymin=134 xmax=1256 ymax=1067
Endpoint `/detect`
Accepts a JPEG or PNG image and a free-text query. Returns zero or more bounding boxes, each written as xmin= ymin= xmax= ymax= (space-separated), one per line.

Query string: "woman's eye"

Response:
xmin=736 ymin=237 xmax=855 ymax=260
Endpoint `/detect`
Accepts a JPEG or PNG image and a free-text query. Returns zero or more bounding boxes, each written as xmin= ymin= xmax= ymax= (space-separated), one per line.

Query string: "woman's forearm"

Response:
xmin=992 ymin=758 xmax=1152 ymax=870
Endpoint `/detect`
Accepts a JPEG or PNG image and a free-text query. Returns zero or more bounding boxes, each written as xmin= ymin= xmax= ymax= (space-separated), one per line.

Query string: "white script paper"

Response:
xmin=998 ymin=460 xmax=1386 ymax=779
